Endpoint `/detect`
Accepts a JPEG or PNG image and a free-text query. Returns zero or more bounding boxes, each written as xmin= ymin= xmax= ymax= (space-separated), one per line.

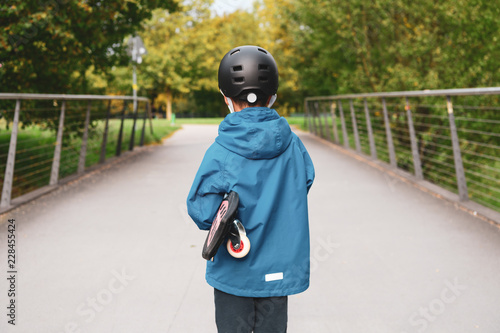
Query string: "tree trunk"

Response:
xmin=166 ymin=87 xmax=172 ymax=120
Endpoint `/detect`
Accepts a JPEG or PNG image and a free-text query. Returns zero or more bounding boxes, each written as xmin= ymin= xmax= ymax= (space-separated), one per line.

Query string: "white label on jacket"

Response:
xmin=265 ymin=272 xmax=283 ymax=282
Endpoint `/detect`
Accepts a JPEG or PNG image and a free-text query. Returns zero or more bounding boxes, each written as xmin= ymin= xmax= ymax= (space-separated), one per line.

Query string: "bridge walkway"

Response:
xmin=1 ymin=124 xmax=499 ymax=332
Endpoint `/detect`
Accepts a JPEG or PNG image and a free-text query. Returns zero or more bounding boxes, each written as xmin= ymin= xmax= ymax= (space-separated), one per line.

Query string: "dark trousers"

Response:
xmin=214 ymin=289 xmax=288 ymax=333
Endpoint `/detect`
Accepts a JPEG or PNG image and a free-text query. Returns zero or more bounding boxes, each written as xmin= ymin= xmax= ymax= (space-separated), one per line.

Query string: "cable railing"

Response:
xmin=305 ymin=87 xmax=500 ymax=213
xmin=0 ymin=93 xmax=153 ymax=212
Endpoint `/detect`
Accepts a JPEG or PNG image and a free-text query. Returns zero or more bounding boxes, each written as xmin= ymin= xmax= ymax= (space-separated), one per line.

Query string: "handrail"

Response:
xmin=304 ymin=87 xmax=500 ymax=217
xmin=0 ymin=93 xmax=149 ymax=101
xmin=305 ymin=87 xmax=500 ymax=101
xmin=0 ymin=93 xmax=153 ymax=213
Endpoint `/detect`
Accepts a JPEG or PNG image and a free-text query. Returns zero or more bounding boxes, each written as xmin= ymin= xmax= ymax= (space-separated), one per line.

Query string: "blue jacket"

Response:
xmin=187 ymin=107 xmax=315 ymax=297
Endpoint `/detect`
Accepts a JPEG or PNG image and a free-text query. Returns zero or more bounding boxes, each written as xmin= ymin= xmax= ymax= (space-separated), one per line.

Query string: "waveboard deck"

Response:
xmin=202 ymin=191 xmax=239 ymax=260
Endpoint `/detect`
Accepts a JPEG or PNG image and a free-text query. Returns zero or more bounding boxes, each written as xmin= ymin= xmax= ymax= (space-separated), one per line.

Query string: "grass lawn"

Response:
xmin=175 ymin=117 xmax=225 ymax=125
xmin=285 ymin=116 xmax=309 ymax=131
xmin=173 ymin=116 xmax=308 ymax=131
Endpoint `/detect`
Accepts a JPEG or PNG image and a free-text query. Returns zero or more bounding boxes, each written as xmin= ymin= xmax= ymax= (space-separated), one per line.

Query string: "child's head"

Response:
xmin=218 ymin=45 xmax=279 ymax=113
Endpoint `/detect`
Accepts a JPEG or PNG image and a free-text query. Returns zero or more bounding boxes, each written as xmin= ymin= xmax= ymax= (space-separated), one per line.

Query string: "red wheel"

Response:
xmin=227 ymin=235 xmax=250 ymax=258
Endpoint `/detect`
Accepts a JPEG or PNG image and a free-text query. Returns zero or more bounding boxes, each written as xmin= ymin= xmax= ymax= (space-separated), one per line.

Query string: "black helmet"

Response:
xmin=218 ymin=45 xmax=279 ymax=98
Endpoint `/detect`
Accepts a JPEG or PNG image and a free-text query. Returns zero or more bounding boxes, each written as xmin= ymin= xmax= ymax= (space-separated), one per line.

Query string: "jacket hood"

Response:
xmin=216 ymin=107 xmax=292 ymax=159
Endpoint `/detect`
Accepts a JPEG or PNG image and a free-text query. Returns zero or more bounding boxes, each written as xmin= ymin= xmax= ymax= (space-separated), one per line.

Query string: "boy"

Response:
xmin=187 ymin=45 xmax=315 ymax=332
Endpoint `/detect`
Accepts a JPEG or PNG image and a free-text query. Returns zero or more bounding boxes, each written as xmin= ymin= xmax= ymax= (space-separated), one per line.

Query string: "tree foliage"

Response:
xmin=0 ymin=0 xmax=178 ymax=93
xmin=1 ymin=0 xmax=499 ymax=115
xmin=129 ymin=0 xmax=304 ymax=117
xmin=130 ymin=0 xmax=267 ymax=116
xmin=284 ymin=0 xmax=500 ymax=96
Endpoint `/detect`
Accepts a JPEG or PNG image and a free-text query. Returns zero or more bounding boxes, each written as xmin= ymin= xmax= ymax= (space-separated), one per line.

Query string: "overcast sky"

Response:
xmin=211 ymin=0 xmax=255 ymax=15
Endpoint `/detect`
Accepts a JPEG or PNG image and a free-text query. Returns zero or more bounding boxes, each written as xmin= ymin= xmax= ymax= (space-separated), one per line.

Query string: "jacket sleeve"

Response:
xmin=186 ymin=146 xmax=228 ymax=230
xmin=298 ymin=138 xmax=315 ymax=193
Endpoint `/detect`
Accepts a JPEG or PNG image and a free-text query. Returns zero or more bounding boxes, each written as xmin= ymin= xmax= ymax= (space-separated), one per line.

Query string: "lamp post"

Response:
xmin=127 ymin=35 xmax=147 ymax=114
xmin=127 ymin=35 xmax=147 ymax=150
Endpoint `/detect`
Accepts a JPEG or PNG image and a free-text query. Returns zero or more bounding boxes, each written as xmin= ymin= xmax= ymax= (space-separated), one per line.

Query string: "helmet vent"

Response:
xmin=233 ymin=77 xmax=245 ymax=83
xmin=257 ymin=48 xmax=267 ymax=54
xmin=232 ymin=65 xmax=243 ymax=72
xmin=230 ymin=49 xmax=241 ymax=56
xmin=259 ymin=64 xmax=269 ymax=71
xmin=258 ymin=76 xmax=268 ymax=82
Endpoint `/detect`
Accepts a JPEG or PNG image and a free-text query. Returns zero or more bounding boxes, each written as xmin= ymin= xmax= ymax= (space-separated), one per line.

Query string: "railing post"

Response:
xmin=315 ymin=102 xmax=322 ymax=137
xmin=363 ymin=99 xmax=377 ymax=159
xmin=49 ymin=101 xmax=66 ymax=186
xmin=147 ymin=101 xmax=154 ymax=135
xmin=78 ymin=101 xmax=91 ymax=174
xmin=349 ymin=99 xmax=361 ymax=153
xmin=305 ymin=100 xmax=314 ymax=134
xmin=382 ymin=98 xmax=397 ymax=168
xmin=321 ymin=103 xmax=331 ymax=141
xmin=338 ymin=100 xmax=349 ymax=148
xmin=314 ymin=102 xmax=324 ymax=138
xmin=330 ymin=102 xmax=339 ymax=144
xmin=140 ymin=102 xmax=148 ymax=146
xmin=116 ymin=101 xmax=127 ymax=157
xmin=310 ymin=102 xmax=317 ymax=135
xmin=446 ymin=96 xmax=469 ymax=201
xmin=129 ymin=100 xmax=139 ymax=151
xmin=405 ymin=97 xmax=423 ymax=179
xmin=100 ymin=100 xmax=111 ymax=164
xmin=310 ymin=101 xmax=318 ymax=135
xmin=1 ymin=99 xmax=21 ymax=210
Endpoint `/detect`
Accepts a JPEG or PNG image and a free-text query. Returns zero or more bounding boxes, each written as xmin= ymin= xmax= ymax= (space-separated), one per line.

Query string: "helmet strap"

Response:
xmin=267 ymin=94 xmax=277 ymax=108
xmin=220 ymin=90 xmax=236 ymax=113
xmin=227 ymin=98 xmax=235 ymax=113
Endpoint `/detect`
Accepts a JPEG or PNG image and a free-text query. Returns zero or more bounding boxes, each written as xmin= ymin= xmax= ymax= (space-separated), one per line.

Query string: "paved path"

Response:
xmin=1 ymin=124 xmax=499 ymax=333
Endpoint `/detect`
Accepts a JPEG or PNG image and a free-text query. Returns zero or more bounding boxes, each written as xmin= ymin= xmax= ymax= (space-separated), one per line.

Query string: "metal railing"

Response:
xmin=305 ymin=87 xmax=500 ymax=212
xmin=0 ymin=93 xmax=153 ymax=212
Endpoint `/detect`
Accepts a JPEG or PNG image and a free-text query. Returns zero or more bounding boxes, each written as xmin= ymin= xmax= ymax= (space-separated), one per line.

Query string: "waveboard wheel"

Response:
xmin=227 ymin=235 xmax=250 ymax=259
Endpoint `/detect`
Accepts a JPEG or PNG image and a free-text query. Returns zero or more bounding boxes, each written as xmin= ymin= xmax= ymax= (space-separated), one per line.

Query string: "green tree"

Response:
xmin=136 ymin=0 xmax=266 ymax=117
xmin=285 ymin=0 xmax=500 ymax=95
xmin=0 ymin=0 xmax=178 ymax=94
xmin=254 ymin=0 xmax=302 ymax=115
xmin=140 ymin=0 xmax=216 ymax=118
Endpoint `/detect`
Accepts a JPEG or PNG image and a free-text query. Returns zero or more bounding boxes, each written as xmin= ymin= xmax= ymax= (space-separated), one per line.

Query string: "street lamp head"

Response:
xmin=127 ymin=35 xmax=147 ymax=64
